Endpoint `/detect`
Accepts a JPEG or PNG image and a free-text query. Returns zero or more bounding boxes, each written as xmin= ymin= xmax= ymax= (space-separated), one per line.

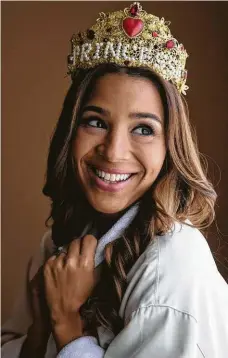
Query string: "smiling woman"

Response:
xmin=73 ymin=72 xmax=166 ymax=214
xmin=2 ymin=2 xmax=228 ymax=358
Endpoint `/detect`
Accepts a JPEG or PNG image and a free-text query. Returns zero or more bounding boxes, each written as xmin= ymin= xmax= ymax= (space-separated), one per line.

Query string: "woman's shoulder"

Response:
xmin=39 ymin=228 xmax=55 ymax=259
xmin=148 ymin=220 xmax=217 ymax=275
xmin=26 ymin=229 xmax=54 ymax=281
xmin=120 ymin=221 xmax=224 ymax=322
xmin=33 ymin=228 xmax=55 ymax=264
xmin=127 ymin=220 xmax=217 ymax=287
xmin=141 ymin=220 xmax=218 ymax=275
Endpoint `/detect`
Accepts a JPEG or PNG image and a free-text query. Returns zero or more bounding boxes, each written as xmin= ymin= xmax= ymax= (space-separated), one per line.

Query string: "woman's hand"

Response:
xmin=43 ymin=234 xmax=98 ymax=350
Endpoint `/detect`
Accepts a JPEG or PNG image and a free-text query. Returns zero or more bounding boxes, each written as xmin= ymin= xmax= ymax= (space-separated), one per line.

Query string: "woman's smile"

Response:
xmin=87 ymin=164 xmax=137 ymax=193
xmin=73 ymin=72 xmax=166 ymax=214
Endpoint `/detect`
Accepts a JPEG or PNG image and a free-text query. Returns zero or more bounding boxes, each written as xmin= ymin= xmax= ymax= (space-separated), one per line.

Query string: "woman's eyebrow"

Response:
xmin=82 ymin=105 xmax=162 ymax=124
xmin=82 ymin=105 xmax=108 ymax=116
xmin=129 ymin=112 xmax=162 ymax=124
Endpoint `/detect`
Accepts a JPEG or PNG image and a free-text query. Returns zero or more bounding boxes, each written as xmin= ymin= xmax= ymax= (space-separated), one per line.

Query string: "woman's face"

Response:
xmin=73 ymin=73 xmax=166 ymax=214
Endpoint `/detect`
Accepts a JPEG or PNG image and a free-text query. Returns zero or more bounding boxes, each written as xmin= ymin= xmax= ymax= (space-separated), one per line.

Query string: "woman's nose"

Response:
xmin=96 ymin=129 xmax=131 ymax=162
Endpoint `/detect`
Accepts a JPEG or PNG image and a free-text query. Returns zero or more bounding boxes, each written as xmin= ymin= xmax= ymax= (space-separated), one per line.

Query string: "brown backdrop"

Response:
xmin=2 ymin=1 xmax=228 ymax=323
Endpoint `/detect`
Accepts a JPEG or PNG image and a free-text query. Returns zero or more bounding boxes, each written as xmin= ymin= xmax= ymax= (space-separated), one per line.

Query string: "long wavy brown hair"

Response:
xmin=42 ymin=63 xmax=217 ymax=337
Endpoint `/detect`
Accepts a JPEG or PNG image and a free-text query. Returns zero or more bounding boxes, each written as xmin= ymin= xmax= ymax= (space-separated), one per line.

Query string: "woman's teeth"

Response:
xmin=94 ymin=168 xmax=132 ymax=183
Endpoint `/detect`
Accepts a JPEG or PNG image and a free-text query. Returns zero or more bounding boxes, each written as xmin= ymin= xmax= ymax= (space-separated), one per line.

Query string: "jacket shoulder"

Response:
xmin=152 ymin=221 xmax=217 ymax=278
xmin=120 ymin=222 xmax=217 ymax=322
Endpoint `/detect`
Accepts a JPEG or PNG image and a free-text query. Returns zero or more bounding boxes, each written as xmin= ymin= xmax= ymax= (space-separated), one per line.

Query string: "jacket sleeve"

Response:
xmin=57 ymin=305 xmax=199 ymax=358
xmin=57 ymin=336 xmax=105 ymax=358
xmin=1 ymin=230 xmax=52 ymax=357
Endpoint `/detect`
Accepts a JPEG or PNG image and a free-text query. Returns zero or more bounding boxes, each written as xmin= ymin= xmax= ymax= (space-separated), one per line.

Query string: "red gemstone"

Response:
xmin=166 ymin=40 xmax=175 ymax=49
xmin=130 ymin=4 xmax=138 ymax=16
xmin=180 ymin=44 xmax=185 ymax=51
xmin=123 ymin=18 xmax=144 ymax=37
xmin=152 ymin=32 xmax=158 ymax=37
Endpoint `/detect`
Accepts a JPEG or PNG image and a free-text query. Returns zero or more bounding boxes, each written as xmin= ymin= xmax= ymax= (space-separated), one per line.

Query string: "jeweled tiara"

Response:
xmin=67 ymin=2 xmax=189 ymax=95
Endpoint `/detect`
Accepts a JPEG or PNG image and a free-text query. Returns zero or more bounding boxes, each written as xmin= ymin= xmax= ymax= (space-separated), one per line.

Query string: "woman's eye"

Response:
xmin=133 ymin=125 xmax=155 ymax=136
xmin=80 ymin=117 xmax=106 ymax=129
xmin=79 ymin=118 xmax=154 ymax=136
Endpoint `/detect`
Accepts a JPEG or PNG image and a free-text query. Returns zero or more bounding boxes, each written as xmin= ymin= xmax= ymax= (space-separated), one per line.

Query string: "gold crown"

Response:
xmin=67 ymin=2 xmax=189 ymax=95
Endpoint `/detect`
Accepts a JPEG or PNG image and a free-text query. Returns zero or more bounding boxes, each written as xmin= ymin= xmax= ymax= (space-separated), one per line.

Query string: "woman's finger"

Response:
xmin=46 ymin=255 xmax=57 ymax=264
xmin=80 ymin=235 xmax=98 ymax=268
xmin=65 ymin=237 xmax=81 ymax=266
xmin=54 ymin=252 xmax=67 ymax=268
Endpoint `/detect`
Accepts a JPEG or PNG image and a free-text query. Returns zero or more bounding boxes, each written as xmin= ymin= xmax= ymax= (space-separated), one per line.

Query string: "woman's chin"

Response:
xmin=88 ymin=196 xmax=131 ymax=216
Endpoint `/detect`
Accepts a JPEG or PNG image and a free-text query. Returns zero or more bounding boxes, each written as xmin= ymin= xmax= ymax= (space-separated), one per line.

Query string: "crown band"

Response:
xmin=67 ymin=2 xmax=189 ymax=95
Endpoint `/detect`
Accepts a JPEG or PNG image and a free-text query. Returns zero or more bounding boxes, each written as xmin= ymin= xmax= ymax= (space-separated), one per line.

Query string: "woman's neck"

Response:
xmin=91 ymin=208 xmax=128 ymax=239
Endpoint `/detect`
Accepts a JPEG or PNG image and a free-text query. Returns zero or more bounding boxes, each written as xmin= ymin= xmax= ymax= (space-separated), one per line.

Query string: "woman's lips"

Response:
xmin=87 ymin=165 xmax=135 ymax=193
xmin=89 ymin=164 xmax=136 ymax=175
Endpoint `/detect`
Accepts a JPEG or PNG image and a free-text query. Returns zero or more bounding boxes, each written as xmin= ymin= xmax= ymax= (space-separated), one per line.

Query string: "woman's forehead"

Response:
xmin=86 ymin=73 xmax=164 ymax=120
